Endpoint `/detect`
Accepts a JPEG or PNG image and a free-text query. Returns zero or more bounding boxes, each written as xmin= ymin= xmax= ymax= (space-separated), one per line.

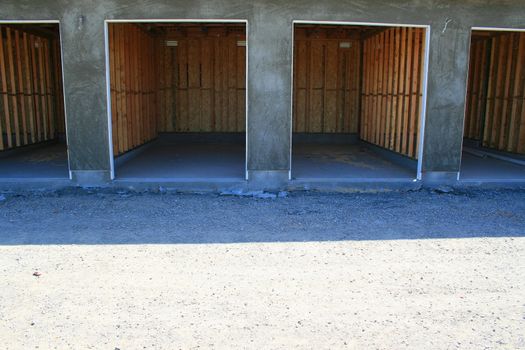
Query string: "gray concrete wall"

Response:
xmin=2 ymin=0 xmax=525 ymax=186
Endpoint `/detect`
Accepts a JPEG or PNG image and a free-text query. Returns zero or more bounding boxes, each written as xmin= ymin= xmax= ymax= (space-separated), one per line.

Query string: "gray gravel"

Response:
xmin=0 ymin=188 xmax=525 ymax=245
xmin=0 ymin=189 xmax=524 ymax=349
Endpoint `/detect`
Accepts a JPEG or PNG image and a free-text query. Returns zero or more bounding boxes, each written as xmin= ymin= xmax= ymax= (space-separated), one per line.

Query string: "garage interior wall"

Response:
xmin=293 ymin=26 xmax=361 ymax=133
xmin=109 ymin=23 xmax=246 ymax=157
xmin=361 ymin=27 xmax=425 ymax=159
xmin=464 ymin=31 xmax=525 ymax=154
xmin=0 ymin=24 xmax=65 ymax=151
xmin=293 ymin=25 xmax=426 ymax=159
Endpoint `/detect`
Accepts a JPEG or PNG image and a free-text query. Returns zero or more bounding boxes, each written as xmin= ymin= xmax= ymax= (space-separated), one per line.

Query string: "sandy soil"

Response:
xmin=0 ymin=190 xmax=524 ymax=349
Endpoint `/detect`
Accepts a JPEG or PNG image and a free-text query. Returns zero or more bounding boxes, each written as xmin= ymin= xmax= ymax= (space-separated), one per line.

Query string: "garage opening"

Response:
xmin=107 ymin=22 xmax=247 ymax=180
xmin=461 ymin=29 xmax=525 ymax=181
xmin=292 ymin=23 xmax=427 ymax=180
xmin=0 ymin=23 xmax=68 ymax=179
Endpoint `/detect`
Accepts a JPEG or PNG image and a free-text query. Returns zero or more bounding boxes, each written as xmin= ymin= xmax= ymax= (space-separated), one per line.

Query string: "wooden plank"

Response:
xmin=0 ymin=26 xmax=8 ymax=150
xmin=379 ymin=31 xmax=391 ymax=147
xmin=237 ymin=40 xmax=246 ymax=131
xmin=508 ymin=33 xmax=525 ymax=152
xmin=467 ymin=41 xmax=481 ymax=139
xmin=498 ymin=33 xmax=516 ymax=150
xmin=490 ymin=35 xmax=507 ymax=148
xmin=324 ymin=41 xmax=338 ymax=132
xmin=378 ymin=31 xmax=386 ymax=147
xmin=383 ymin=29 xmax=395 ymax=148
xmin=408 ymin=28 xmax=422 ymax=158
xmin=115 ymin=25 xmax=124 ymax=154
xmin=390 ymin=28 xmax=400 ymax=151
xmin=6 ymin=28 xmax=20 ymax=147
xmin=125 ymin=25 xmax=134 ymax=148
xmin=201 ymin=38 xmax=213 ymax=131
xmin=396 ymin=27 xmax=407 ymax=153
xmin=14 ymin=30 xmax=28 ymax=145
xmin=108 ymin=25 xmax=118 ymax=155
xmin=353 ymin=41 xmax=361 ymax=133
xmin=415 ymin=28 xmax=426 ymax=158
xmin=177 ymin=38 xmax=189 ymax=132
xmin=370 ymin=35 xmax=378 ymax=143
xmin=309 ymin=40 xmax=323 ymax=132
xmin=401 ymin=28 xmax=413 ymax=155
xmin=43 ymin=39 xmax=56 ymax=140
xmin=36 ymin=37 xmax=49 ymax=141
xmin=483 ymin=36 xmax=499 ymax=147
xmin=228 ymin=36 xmax=237 ymax=131
xmin=22 ymin=32 xmax=36 ymax=144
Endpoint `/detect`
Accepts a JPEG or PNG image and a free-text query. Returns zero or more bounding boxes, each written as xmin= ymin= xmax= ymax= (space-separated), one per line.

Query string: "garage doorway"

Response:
xmin=0 ymin=22 xmax=68 ymax=179
xmin=291 ymin=21 xmax=429 ymax=181
xmin=106 ymin=20 xmax=247 ymax=180
xmin=460 ymin=28 xmax=525 ymax=181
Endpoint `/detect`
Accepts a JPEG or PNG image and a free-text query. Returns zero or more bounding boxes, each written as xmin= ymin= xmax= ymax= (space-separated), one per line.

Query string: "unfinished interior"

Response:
xmin=461 ymin=29 xmax=525 ymax=181
xmin=108 ymin=22 xmax=247 ymax=179
xmin=291 ymin=24 xmax=426 ymax=180
xmin=0 ymin=23 xmax=67 ymax=178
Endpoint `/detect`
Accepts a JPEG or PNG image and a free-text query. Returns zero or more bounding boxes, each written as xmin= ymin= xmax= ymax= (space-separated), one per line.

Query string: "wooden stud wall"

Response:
xmin=361 ymin=27 xmax=425 ymax=159
xmin=466 ymin=32 xmax=525 ymax=154
xmin=464 ymin=37 xmax=490 ymax=140
xmin=0 ymin=25 xmax=64 ymax=151
xmin=109 ymin=23 xmax=158 ymax=156
xmin=158 ymin=25 xmax=246 ymax=133
xmin=293 ymin=27 xmax=361 ymax=133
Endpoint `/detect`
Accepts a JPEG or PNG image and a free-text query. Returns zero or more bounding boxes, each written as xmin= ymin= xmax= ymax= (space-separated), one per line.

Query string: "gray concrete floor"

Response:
xmin=116 ymin=142 xmax=246 ymax=179
xmin=0 ymin=143 xmax=69 ymax=179
xmin=292 ymin=143 xmax=415 ymax=179
xmin=460 ymin=151 xmax=525 ymax=180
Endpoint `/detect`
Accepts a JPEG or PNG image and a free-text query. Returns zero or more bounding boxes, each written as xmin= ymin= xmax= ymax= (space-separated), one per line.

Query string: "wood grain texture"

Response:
xmin=0 ymin=25 xmax=63 ymax=151
xmin=293 ymin=27 xmax=361 ymax=134
xmin=465 ymin=31 xmax=525 ymax=155
xmin=361 ymin=27 xmax=425 ymax=159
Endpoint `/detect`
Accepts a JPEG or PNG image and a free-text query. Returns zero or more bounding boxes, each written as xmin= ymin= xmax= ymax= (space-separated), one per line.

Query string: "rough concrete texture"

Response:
xmin=2 ymin=1 xmax=525 ymax=187
xmin=0 ymin=190 xmax=524 ymax=348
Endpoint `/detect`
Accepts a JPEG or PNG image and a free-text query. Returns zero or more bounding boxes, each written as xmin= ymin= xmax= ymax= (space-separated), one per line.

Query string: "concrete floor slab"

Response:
xmin=0 ymin=143 xmax=69 ymax=179
xmin=292 ymin=143 xmax=415 ymax=179
xmin=116 ymin=142 xmax=246 ymax=179
xmin=460 ymin=151 xmax=525 ymax=181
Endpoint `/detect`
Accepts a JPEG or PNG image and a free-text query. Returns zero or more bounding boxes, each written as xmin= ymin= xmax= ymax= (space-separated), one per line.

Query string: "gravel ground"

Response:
xmin=0 ymin=189 xmax=524 ymax=349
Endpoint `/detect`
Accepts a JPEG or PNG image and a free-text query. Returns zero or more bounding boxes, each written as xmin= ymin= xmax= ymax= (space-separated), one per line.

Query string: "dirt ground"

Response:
xmin=0 ymin=189 xmax=524 ymax=349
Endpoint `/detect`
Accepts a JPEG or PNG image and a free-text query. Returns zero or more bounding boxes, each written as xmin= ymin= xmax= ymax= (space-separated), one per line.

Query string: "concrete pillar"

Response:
xmin=61 ymin=10 xmax=112 ymax=185
xmin=246 ymin=13 xmax=292 ymax=187
xmin=421 ymin=19 xmax=471 ymax=183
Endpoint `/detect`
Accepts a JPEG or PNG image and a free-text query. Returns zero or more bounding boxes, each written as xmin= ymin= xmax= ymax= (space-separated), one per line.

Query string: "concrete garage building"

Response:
xmin=1 ymin=1 xmax=525 ymax=191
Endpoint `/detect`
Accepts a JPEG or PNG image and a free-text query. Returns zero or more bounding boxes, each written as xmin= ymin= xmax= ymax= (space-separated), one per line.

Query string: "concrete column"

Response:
xmin=247 ymin=13 xmax=292 ymax=187
xmin=61 ymin=10 xmax=112 ymax=185
xmin=421 ymin=19 xmax=471 ymax=183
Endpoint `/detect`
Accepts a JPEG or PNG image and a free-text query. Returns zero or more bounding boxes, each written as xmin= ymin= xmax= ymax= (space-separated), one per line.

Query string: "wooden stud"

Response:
xmin=14 ymin=30 xmax=28 ymax=145
xmin=22 ymin=32 xmax=36 ymax=144
xmin=6 ymin=28 xmax=20 ymax=147
xmin=0 ymin=26 xmax=8 ymax=150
